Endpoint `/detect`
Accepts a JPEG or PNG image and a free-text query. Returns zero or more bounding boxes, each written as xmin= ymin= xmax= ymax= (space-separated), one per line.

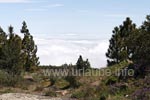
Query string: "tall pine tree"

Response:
xmin=106 ymin=17 xmax=136 ymax=66
xmin=21 ymin=21 xmax=39 ymax=72
xmin=0 ymin=26 xmax=24 ymax=75
xmin=0 ymin=27 xmax=7 ymax=69
xmin=76 ymin=55 xmax=85 ymax=70
xmin=129 ymin=15 xmax=150 ymax=65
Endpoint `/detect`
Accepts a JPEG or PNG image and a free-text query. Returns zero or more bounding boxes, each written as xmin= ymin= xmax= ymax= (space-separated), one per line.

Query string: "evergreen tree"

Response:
xmin=141 ymin=15 xmax=150 ymax=31
xmin=106 ymin=26 xmax=121 ymax=65
xmin=84 ymin=59 xmax=91 ymax=69
xmin=0 ymin=26 xmax=24 ymax=75
xmin=76 ymin=55 xmax=84 ymax=70
xmin=106 ymin=17 xmax=136 ymax=66
xmin=129 ymin=15 xmax=150 ymax=65
xmin=76 ymin=55 xmax=91 ymax=70
xmin=0 ymin=27 xmax=7 ymax=69
xmin=0 ymin=27 xmax=7 ymax=45
xmin=119 ymin=18 xmax=136 ymax=60
xmin=21 ymin=21 xmax=39 ymax=71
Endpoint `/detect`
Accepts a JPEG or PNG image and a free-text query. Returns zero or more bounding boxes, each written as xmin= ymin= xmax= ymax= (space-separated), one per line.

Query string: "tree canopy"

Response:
xmin=106 ymin=17 xmax=136 ymax=66
xmin=106 ymin=15 xmax=150 ymax=76
xmin=0 ymin=21 xmax=39 ymax=75
xmin=76 ymin=55 xmax=91 ymax=71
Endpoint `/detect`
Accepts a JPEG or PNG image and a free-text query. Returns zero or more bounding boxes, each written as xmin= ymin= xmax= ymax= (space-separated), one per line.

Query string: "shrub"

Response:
xmin=65 ymin=76 xmax=81 ymax=88
xmin=34 ymin=86 xmax=43 ymax=91
xmin=107 ymin=95 xmax=130 ymax=100
xmin=44 ymin=89 xmax=57 ymax=97
xmin=131 ymin=88 xmax=150 ymax=100
xmin=0 ymin=88 xmax=14 ymax=94
xmin=0 ymin=70 xmax=22 ymax=87
xmin=105 ymin=76 xmax=118 ymax=85
xmin=71 ymin=91 xmax=86 ymax=99
xmin=49 ymin=76 xmax=57 ymax=86
xmin=55 ymin=79 xmax=69 ymax=89
xmin=99 ymin=92 xmax=108 ymax=100
xmin=108 ymin=83 xmax=128 ymax=95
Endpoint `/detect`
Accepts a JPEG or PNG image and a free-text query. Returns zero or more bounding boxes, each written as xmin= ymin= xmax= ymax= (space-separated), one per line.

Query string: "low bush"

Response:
xmin=105 ymin=76 xmax=118 ymax=85
xmin=99 ymin=92 xmax=108 ymax=100
xmin=34 ymin=86 xmax=43 ymax=91
xmin=0 ymin=70 xmax=22 ymax=87
xmin=131 ymin=88 xmax=150 ymax=100
xmin=71 ymin=91 xmax=86 ymax=99
xmin=65 ymin=76 xmax=81 ymax=88
xmin=55 ymin=79 xmax=69 ymax=89
xmin=44 ymin=89 xmax=57 ymax=97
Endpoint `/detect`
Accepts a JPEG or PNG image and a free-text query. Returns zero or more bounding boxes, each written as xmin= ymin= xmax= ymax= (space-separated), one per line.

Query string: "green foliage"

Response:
xmin=54 ymin=78 xmax=69 ymax=89
xmin=131 ymin=88 xmax=150 ymax=100
xmin=106 ymin=17 xmax=136 ymax=66
xmin=106 ymin=15 xmax=150 ymax=77
xmin=65 ymin=76 xmax=81 ymax=88
xmin=71 ymin=86 xmax=100 ymax=100
xmin=49 ymin=76 xmax=57 ymax=86
xmin=105 ymin=76 xmax=118 ymax=85
xmin=129 ymin=16 xmax=150 ymax=64
xmin=44 ymin=89 xmax=57 ymax=97
xmin=125 ymin=15 xmax=150 ymax=77
xmin=0 ymin=27 xmax=7 ymax=47
xmin=0 ymin=22 xmax=39 ymax=83
xmin=107 ymin=95 xmax=130 ymax=100
xmin=0 ymin=27 xmax=7 ymax=69
xmin=34 ymin=86 xmax=43 ymax=91
xmin=0 ymin=70 xmax=22 ymax=87
xmin=76 ymin=55 xmax=91 ymax=71
xmin=71 ymin=90 xmax=86 ymax=99
xmin=76 ymin=55 xmax=85 ymax=70
xmin=99 ymin=93 xmax=107 ymax=100
xmin=0 ymin=26 xmax=24 ymax=75
xmin=0 ymin=88 xmax=14 ymax=94
xmin=21 ymin=21 xmax=40 ymax=72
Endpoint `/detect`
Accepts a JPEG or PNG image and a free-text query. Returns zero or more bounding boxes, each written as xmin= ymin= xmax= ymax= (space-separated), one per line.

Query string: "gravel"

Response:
xmin=0 ymin=93 xmax=63 ymax=100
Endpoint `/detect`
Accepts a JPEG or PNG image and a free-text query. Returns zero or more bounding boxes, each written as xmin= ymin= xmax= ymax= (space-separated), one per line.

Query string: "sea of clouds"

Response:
xmin=34 ymin=34 xmax=109 ymax=68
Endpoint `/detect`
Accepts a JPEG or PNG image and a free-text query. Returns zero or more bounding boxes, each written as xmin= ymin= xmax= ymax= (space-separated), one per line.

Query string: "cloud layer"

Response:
xmin=35 ymin=36 xmax=109 ymax=68
xmin=25 ymin=3 xmax=64 ymax=12
xmin=0 ymin=0 xmax=29 ymax=3
xmin=44 ymin=4 xmax=64 ymax=8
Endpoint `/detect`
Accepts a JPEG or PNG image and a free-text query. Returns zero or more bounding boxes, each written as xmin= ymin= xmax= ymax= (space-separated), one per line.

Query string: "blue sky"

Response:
xmin=0 ymin=0 xmax=149 ymax=68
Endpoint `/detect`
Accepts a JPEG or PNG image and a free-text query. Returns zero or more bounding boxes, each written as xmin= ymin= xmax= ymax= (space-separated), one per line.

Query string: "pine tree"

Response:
xmin=21 ymin=21 xmax=39 ymax=72
xmin=106 ymin=17 xmax=136 ymax=66
xmin=76 ymin=55 xmax=84 ymax=70
xmin=119 ymin=18 xmax=136 ymax=60
xmin=106 ymin=26 xmax=121 ymax=65
xmin=129 ymin=15 xmax=150 ymax=65
xmin=76 ymin=55 xmax=91 ymax=70
xmin=0 ymin=26 xmax=24 ymax=75
xmin=0 ymin=27 xmax=7 ymax=69
xmin=141 ymin=15 xmax=150 ymax=31
xmin=0 ymin=27 xmax=7 ymax=45
xmin=84 ymin=59 xmax=91 ymax=69
xmin=125 ymin=15 xmax=150 ymax=77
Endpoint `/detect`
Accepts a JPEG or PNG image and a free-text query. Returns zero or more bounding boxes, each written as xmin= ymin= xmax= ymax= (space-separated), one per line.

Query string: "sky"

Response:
xmin=0 ymin=0 xmax=149 ymax=68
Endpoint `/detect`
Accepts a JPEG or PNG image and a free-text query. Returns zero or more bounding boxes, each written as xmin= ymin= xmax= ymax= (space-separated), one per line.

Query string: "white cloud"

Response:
xmin=25 ymin=8 xmax=47 ymax=12
xmin=35 ymin=37 xmax=109 ymax=68
xmin=44 ymin=4 xmax=64 ymax=8
xmin=64 ymin=33 xmax=78 ymax=36
xmin=89 ymin=41 xmax=108 ymax=54
xmin=0 ymin=0 xmax=29 ymax=3
xmin=25 ymin=3 xmax=64 ymax=12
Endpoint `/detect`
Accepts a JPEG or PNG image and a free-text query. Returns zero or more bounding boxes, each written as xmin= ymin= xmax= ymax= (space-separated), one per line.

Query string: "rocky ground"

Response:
xmin=0 ymin=93 xmax=73 ymax=100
